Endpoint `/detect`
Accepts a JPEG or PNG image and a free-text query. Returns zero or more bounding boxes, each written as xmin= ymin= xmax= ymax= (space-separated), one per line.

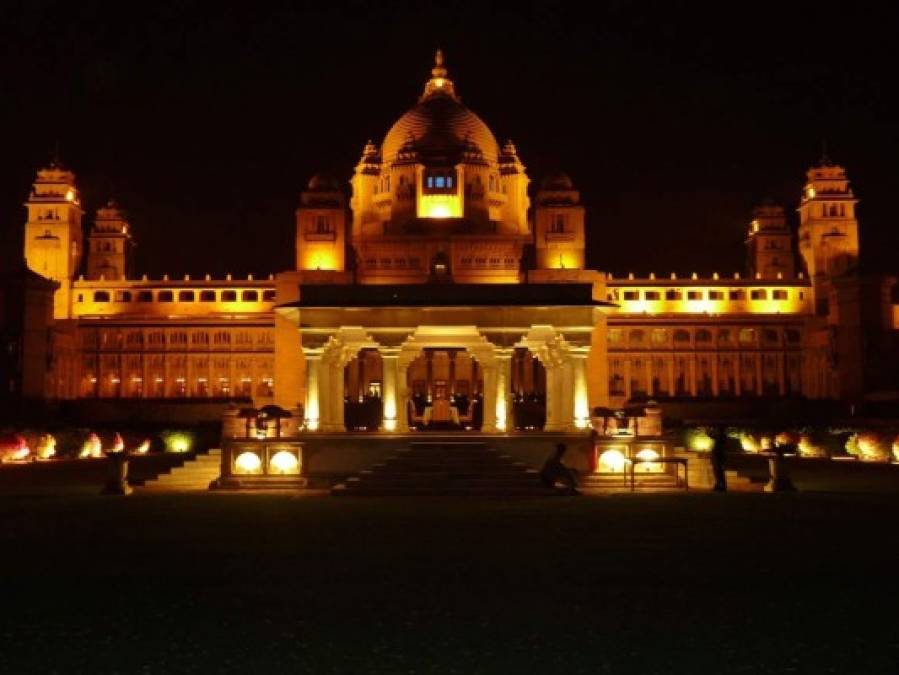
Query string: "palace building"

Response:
xmin=10 ymin=51 xmax=899 ymax=431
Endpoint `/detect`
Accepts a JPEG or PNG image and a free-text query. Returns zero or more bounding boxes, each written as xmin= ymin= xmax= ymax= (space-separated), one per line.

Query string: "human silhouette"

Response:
xmin=710 ymin=426 xmax=728 ymax=492
xmin=540 ymin=442 xmax=579 ymax=495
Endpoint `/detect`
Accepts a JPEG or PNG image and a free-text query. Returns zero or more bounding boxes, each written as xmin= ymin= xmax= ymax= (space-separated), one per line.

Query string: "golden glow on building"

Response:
xmin=235 ymin=450 xmax=262 ymax=474
xmin=269 ymin=449 xmax=300 ymax=474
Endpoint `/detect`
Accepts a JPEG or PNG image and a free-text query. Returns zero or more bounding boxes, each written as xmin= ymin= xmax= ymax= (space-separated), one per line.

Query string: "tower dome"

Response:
xmin=381 ymin=51 xmax=499 ymax=165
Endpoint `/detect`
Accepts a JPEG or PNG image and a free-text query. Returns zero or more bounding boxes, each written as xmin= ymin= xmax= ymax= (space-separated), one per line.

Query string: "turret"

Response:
xmin=23 ymin=159 xmax=84 ymax=319
xmin=533 ymin=172 xmax=585 ymax=270
xmin=295 ymin=175 xmax=347 ymax=272
xmin=797 ymin=156 xmax=860 ymax=314
xmin=746 ymin=204 xmax=795 ymax=280
xmin=86 ymin=200 xmax=135 ymax=280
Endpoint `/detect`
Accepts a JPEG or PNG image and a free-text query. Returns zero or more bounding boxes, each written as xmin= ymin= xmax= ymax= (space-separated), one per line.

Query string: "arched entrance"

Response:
xmin=344 ymin=348 xmax=384 ymax=431
xmin=511 ymin=347 xmax=546 ymax=430
xmin=406 ymin=348 xmax=483 ymax=430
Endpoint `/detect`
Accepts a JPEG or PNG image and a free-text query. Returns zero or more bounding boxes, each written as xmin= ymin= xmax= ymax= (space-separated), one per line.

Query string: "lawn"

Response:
xmin=0 ymin=493 xmax=896 ymax=674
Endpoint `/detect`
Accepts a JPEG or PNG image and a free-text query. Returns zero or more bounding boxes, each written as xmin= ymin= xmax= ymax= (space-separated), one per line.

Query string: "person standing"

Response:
xmin=710 ymin=426 xmax=728 ymax=492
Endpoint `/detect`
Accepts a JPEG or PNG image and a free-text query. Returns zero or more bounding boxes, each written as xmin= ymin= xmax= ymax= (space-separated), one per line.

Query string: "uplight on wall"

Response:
xmin=269 ymin=449 xmax=300 ymax=475
xmin=235 ymin=451 xmax=263 ymax=474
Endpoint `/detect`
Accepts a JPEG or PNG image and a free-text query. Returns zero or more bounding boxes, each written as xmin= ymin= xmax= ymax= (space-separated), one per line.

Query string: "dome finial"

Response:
xmin=422 ymin=48 xmax=456 ymax=101
xmin=432 ymin=49 xmax=446 ymax=77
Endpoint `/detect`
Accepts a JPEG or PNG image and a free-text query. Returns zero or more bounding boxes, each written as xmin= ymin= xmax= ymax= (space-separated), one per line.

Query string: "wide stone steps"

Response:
xmin=139 ymin=449 xmax=221 ymax=492
xmin=333 ymin=442 xmax=558 ymax=497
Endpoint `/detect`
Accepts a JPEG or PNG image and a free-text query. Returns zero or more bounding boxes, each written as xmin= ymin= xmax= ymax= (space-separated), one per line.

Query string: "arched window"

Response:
xmin=739 ymin=328 xmax=756 ymax=344
xmin=628 ymin=329 xmax=645 ymax=346
xmin=178 ymin=290 xmax=195 ymax=302
xmin=673 ymin=329 xmax=690 ymax=344
xmin=158 ymin=291 xmax=174 ymax=302
xmin=242 ymin=290 xmax=259 ymax=302
xmin=93 ymin=291 xmax=110 ymax=302
xmin=263 ymin=290 xmax=276 ymax=302
xmin=221 ymin=290 xmax=237 ymax=302
xmin=695 ymin=329 xmax=712 ymax=343
xmin=200 ymin=290 xmax=216 ymax=302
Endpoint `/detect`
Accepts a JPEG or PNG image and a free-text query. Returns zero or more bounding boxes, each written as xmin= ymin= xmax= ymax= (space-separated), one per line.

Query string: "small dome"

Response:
xmin=307 ymin=174 xmax=340 ymax=191
xmin=540 ymin=172 xmax=574 ymax=190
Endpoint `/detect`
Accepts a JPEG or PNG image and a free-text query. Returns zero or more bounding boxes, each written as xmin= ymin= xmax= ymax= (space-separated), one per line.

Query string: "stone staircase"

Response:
xmin=579 ymin=471 xmax=686 ymax=492
xmin=332 ymin=441 xmax=560 ymax=496
xmin=139 ymin=449 xmax=221 ymax=492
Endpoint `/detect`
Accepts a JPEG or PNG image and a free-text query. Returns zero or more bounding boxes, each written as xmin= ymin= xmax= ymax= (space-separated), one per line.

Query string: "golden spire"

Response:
xmin=421 ymin=48 xmax=457 ymax=101
xmin=432 ymin=49 xmax=447 ymax=78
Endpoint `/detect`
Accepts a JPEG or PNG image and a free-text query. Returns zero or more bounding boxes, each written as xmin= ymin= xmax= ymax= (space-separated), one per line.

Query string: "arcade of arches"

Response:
xmin=298 ymin=324 xmax=597 ymax=434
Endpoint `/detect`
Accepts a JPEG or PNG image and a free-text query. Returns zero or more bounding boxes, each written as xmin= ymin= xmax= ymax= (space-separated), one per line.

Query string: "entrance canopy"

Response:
xmin=276 ymin=283 xmax=610 ymax=434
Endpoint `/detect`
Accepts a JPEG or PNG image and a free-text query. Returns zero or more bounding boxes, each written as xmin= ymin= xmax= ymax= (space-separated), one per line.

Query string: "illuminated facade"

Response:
xmin=15 ymin=51 xmax=899 ymax=424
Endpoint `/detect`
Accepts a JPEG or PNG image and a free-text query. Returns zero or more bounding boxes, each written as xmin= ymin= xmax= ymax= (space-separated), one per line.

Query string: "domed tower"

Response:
xmin=745 ymin=204 xmax=795 ymax=280
xmin=797 ymin=155 xmax=859 ymax=314
xmin=86 ymin=200 xmax=135 ymax=280
xmin=295 ymin=174 xmax=347 ymax=272
xmin=23 ymin=159 xmax=84 ymax=319
xmin=533 ymin=172 xmax=586 ymax=270
xmin=350 ymin=50 xmax=531 ymax=284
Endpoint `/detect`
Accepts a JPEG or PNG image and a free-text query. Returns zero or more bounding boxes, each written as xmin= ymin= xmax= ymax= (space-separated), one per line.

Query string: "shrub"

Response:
xmin=159 ymin=430 xmax=196 ymax=454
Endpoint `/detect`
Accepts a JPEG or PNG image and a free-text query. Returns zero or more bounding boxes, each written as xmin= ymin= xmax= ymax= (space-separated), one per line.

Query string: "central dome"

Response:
xmin=381 ymin=53 xmax=499 ymax=165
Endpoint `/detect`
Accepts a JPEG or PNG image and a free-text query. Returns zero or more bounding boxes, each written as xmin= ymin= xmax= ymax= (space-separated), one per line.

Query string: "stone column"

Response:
xmin=380 ymin=349 xmax=400 ymax=432
xmin=688 ymin=356 xmax=697 ymax=397
xmin=558 ymin=358 xmax=575 ymax=430
xmin=571 ymin=351 xmax=590 ymax=429
xmin=495 ymin=350 xmax=513 ymax=432
xmin=303 ymin=351 xmax=322 ymax=430
xmin=397 ymin=356 xmax=412 ymax=432
xmin=623 ymin=358 xmax=632 ymax=400
xmin=710 ymin=354 xmax=718 ymax=396
xmin=481 ymin=362 xmax=499 ymax=433
xmin=542 ymin=360 xmax=559 ymax=431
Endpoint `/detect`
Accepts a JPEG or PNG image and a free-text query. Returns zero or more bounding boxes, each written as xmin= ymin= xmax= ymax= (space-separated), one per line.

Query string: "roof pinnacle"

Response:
xmin=421 ymin=48 xmax=457 ymax=101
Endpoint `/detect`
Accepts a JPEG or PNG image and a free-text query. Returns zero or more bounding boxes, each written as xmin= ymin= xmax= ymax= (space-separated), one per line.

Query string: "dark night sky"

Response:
xmin=1 ymin=1 xmax=897 ymax=278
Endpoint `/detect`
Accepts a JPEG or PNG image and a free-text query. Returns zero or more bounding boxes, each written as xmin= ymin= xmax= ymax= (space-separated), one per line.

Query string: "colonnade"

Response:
xmin=302 ymin=325 xmax=591 ymax=433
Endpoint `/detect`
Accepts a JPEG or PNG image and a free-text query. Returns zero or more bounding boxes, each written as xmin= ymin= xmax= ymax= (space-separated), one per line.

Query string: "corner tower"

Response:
xmin=23 ymin=160 xmax=84 ymax=319
xmin=86 ymin=200 xmax=135 ymax=280
xmin=798 ymin=157 xmax=859 ymax=314
xmin=746 ymin=204 xmax=795 ymax=279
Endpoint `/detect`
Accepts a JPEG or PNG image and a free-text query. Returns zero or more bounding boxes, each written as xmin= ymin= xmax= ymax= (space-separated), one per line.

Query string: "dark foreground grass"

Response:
xmin=0 ymin=493 xmax=897 ymax=674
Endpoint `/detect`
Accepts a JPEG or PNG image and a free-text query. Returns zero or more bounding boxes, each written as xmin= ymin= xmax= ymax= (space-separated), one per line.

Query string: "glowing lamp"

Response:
xmin=269 ymin=450 xmax=300 ymax=475
xmin=235 ymin=451 xmax=262 ymax=474
xmin=163 ymin=432 xmax=193 ymax=453
xmin=635 ymin=448 xmax=661 ymax=473
xmin=65 ymin=188 xmax=75 ymax=202
xmin=598 ymin=448 xmax=628 ymax=473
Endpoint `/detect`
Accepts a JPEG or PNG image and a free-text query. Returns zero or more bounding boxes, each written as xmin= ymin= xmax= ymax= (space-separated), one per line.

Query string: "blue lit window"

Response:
xmin=426 ymin=177 xmax=434 ymax=188
xmin=446 ymin=176 xmax=453 ymax=188
xmin=435 ymin=176 xmax=445 ymax=188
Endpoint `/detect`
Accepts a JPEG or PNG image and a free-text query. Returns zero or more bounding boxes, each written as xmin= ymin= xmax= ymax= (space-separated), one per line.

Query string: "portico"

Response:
xmin=279 ymin=283 xmax=610 ymax=435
